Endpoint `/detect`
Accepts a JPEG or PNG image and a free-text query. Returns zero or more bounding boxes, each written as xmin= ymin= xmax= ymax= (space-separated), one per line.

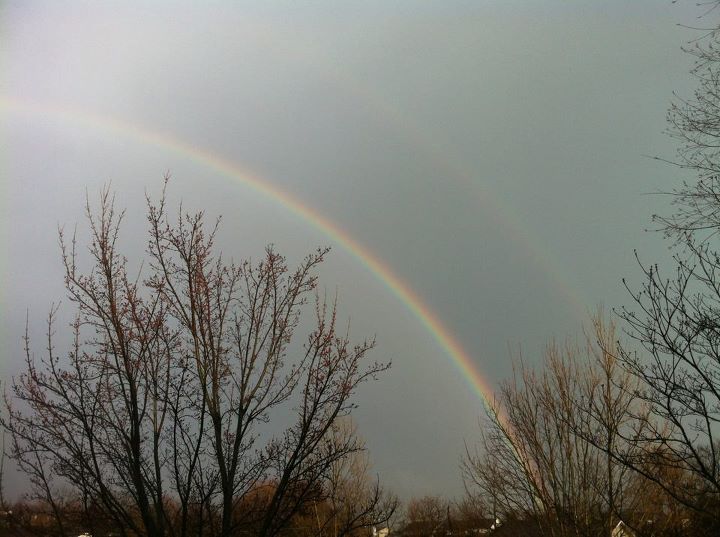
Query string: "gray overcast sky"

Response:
xmin=0 ymin=0 xmax=704 ymax=499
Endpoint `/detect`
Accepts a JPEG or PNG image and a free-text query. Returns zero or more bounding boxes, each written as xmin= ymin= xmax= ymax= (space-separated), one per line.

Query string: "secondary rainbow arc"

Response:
xmin=1 ymin=96 xmax=497 ymax=409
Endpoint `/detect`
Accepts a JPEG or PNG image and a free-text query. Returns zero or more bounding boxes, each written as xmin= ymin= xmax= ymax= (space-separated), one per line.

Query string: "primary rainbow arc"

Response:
xmin=1 ymin=95 xmax=496 ymax=409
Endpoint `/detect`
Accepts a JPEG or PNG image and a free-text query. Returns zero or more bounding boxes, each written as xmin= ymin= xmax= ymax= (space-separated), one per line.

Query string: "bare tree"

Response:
xmin=463 ymin=349 xmax=603 ymax=537
xmin=612 ymin=15 xmax=720 ymax=529
xmin=2 ymin=182 xmax=391 ymax=537
xmin=462 ymin=316 xmax=647 ymax=537
xmin=0 ymin=383 xmax=7 ymax=515
xmin=574 ymin=315 xmax=648 ymax=533
xmin=399 ymin=496 xmax=449 ymax=537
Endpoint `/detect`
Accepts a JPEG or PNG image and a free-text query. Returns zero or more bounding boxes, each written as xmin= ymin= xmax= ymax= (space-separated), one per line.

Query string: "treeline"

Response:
xmin=0 ymin=470 xmax=395 ymax=537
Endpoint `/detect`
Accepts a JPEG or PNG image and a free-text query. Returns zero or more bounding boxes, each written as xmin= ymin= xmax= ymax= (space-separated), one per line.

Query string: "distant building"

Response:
xmin=612 ymin=521 xmax=636 ymax=537
xmin=29 ymin=511 xmax=55 ymax=528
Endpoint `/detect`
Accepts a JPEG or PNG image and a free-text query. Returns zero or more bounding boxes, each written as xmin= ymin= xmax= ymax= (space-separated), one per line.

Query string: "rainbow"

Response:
xmin=1 ymin=96 xmax=500 ymax=408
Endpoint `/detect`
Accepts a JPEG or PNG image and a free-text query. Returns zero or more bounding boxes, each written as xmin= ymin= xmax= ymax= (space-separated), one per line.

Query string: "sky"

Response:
xmin=0 ymin=1 xmax=706 ymax=500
